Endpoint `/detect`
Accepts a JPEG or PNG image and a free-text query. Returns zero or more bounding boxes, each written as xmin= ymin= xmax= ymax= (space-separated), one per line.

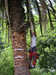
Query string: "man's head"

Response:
xmin=32 ymin=32 xmax=36 ymax=36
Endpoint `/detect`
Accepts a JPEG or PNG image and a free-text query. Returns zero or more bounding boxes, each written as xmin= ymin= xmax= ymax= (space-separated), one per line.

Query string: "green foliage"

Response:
xmin=0 ymin=9 xmax=14 ymax=75
xmin=0 ymin=45 xmax=14 ymax=75
xmin=37 ymin=29 xmax=56 ymax=71
xmin=0 ymin=34 xmax=5 ymax=53
xmin=31 ymin=68 xmax=56 ymax=75
xmin=0 ymin=2 xmax=56 ymax=75
xmin=0 ymin=10 xmax=9 ymax=53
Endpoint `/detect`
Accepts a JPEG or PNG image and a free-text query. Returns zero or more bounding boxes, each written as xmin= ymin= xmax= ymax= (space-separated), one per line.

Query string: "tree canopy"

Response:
xmin=0 ymin=0 xmax=56 ymax=34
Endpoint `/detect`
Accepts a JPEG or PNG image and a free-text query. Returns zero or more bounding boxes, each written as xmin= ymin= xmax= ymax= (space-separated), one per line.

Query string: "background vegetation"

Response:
xmin=0 ymin=16 xmax=56 ymax=75
xmin=0 ymin=1 xmax=56 ymax=75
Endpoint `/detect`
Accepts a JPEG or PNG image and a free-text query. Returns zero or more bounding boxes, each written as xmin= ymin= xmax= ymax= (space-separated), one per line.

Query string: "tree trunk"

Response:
xmin=8 ymin=0 xmax=30 ymax=75
xmin=12 ymin=31 xmax=30 ymax=75
xmin=35 ymin=0 xmax=42 ymax=34
xmin=40 ymin=0 xmax=48 ymax=34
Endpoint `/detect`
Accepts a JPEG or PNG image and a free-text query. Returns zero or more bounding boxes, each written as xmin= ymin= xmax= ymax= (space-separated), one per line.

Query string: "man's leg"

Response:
xmin=29 ymin=51 xmax=33 ymax=68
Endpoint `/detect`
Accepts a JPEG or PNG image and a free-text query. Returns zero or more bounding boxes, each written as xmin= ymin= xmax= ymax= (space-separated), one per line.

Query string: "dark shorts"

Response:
xmin=31 ymin=46 xmax=36 ymax=52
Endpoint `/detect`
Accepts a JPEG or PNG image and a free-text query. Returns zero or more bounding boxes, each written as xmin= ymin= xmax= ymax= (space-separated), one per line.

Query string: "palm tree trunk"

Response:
xmin=8 ymin=0 xmax=30 ymax=75
xmin=35 ymin=0 xmax=42 ymax=34
xmin=12 ymin=31 xmax=30 ymax=75
xmin=40 ymin=0 xmax=48 ymax=34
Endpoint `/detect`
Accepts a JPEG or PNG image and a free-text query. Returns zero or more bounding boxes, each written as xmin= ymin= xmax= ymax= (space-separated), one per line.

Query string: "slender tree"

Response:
xmin=48 ymin=0 xmax=56 ymax=19
xmin=40 ymin=0 xmax=48 ymax=33
xmin=35 ymin=0 xmax=43 ymax=34
xmin=47 ymin=7 xmax=54 ymax=29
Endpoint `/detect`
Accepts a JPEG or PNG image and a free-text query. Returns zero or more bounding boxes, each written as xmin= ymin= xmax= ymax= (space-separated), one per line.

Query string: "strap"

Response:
xmin=15 ymin=56 xmax=24 ymax=59
xmin=14 ymin=48 xmax=24 ymax=51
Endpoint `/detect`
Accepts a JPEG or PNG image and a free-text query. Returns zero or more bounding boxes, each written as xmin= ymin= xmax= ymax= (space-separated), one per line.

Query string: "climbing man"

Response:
xmin=29 ymin=32 xmax=40 ymax=68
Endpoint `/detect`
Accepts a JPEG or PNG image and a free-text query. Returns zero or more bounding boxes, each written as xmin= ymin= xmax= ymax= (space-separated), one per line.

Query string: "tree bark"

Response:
xmin=8 ymin=0 xmax=30 ymax=75
xmin=11 ymin=31 xmax=30 ymax=75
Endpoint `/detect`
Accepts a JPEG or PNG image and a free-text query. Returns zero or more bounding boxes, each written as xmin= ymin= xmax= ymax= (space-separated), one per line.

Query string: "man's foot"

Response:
xmin=29 ymin=64 xmax=35 ymax=69
xmin=32 ymin=64 xmax=35 ymax=68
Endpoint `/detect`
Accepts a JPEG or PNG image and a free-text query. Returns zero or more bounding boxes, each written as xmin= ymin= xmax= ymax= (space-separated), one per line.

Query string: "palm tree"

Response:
xmin=8 ymin=0 xmax=30 ymax=75
xmin=40 ymin=0 xmax=48 ymax=33
xmin=0 ymin=0 xmax=56 ymax=75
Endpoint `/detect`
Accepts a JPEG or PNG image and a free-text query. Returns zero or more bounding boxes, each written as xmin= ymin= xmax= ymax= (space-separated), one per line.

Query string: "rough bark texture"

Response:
xmin=12 ymin=32 xmax=30 ymax=75
xmin=8 ymin=0 xmax=25 ymax=32
xmin=8 ymin=0 xmax=30 ymax=75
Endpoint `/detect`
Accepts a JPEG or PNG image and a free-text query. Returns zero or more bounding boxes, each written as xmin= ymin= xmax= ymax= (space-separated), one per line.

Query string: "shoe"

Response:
xmin=31 ymin=64 xmax=35 ymax=69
